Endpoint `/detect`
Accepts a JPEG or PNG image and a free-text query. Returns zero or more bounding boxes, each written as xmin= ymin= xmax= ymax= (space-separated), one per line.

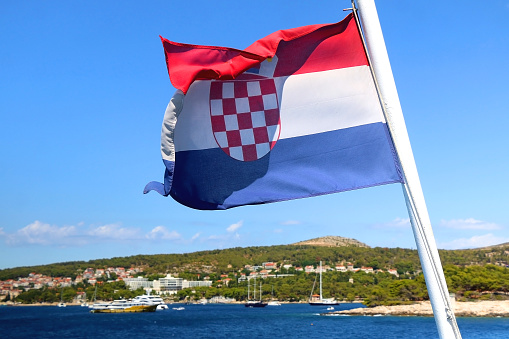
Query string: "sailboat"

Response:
xmin=267 ymin=285 xmax=281 ymax=306
xmin=244 ymin=277 xmax=267 ymax=308
xmin=81 ymin=291 xmax=89 ymax=307
xmin=308 ymin=261 xmax=340 ymax=306
xmin=57 ymin=287 xmax=66 ymax=307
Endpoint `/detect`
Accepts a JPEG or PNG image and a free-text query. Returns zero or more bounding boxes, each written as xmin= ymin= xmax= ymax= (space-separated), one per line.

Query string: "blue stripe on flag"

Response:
xmin=167 ymin=122 xmax=403 ymax=210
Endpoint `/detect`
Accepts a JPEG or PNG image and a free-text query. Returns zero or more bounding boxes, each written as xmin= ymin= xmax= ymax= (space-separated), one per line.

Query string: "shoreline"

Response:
xmin=1 ymin=300 xmax=360 ymax=307
xmin=325 ymin=300 xmax=509 ymax=317
xmin=7 ymin=300 xmax=509 ymax=317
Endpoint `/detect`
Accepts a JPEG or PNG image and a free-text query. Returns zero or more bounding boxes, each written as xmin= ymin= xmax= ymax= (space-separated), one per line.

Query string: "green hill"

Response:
xmin=1 ymin=236 xmax=508 ymax=280
xmin=3 ymin=236 xmax=509 ymax=306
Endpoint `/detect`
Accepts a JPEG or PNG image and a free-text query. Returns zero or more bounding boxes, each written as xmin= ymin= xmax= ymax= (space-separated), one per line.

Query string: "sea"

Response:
xmin=1 ymin=303 xmax=508 ymax=339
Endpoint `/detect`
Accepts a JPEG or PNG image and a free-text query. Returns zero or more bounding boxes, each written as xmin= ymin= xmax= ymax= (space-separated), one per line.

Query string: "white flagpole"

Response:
xmin=354 ymin=1 xmax=462 ymax=338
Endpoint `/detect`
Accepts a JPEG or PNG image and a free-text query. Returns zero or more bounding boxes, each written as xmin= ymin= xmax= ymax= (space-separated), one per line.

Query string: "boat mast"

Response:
xmin=319 ymin=261 xmax=323 ymax=301
xmin=353 ymin=1 xmax=462 ymax=338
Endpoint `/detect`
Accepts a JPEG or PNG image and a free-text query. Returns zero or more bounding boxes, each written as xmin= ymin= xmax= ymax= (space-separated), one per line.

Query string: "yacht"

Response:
xmin=89 ymin=298 xmax=158 ymax=313
xmin=89 ymin=293 xmax=166 ymax=313
xmin=132 ymin=294 xmax=168 ymax=310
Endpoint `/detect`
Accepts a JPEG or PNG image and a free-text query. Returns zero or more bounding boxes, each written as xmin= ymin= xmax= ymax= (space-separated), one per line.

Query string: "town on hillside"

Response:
xmin=0 ymin=262 xmax=401 ymax=303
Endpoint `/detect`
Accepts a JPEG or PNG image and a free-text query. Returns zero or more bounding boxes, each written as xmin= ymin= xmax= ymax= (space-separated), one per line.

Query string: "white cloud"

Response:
xmin=3 ymin=221 xmax=185 ymax=247
xmin=280 ymin=220 xmax=301 ymax=225
xmin=439 ymin=233 xmax=509 ymax=250
xmin=374 ymin=217 xmax=410 ymax=229
xmin=6 ymin=220 xmax=78 ymax=246
xmin=145 ymin=226 xmax=180 ymax=240
xmin=390 ymin=218 xmax=411 ymax=227
xmin=191 ymin=232 xmax=201 ymax=241
xmin=207 ymin=224 xmax=243 ymax=248
xmin=87 ymin=223 xmax=140 ymax=240
xmin=273 ymin=229 xmax=283 ymax=233
xmin=440 ymin=218 xmax=500 ymax=230
xmin=226 ymin=220 xmax=243 ymax=233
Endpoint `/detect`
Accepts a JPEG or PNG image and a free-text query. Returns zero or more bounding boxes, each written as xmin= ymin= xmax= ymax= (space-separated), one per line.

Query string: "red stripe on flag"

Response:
xmin=160 ymin=13 xmax=365 ymax=93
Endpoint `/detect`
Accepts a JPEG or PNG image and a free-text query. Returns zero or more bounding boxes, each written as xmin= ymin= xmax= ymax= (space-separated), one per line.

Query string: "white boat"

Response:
xmin=89 ymin=293 xmax=165 ymax=313
xmin=267 ymin=286 xmax=281 ymax=306
xmin=308 ymin=261 xmax=340 ymax=306
xmin=89 ymin=298 xmax=157 ymax=313
xmin=57 ymin=302 xmax=66 ymax=307
xmin=132 ymin=294 xmax=166 ymax=307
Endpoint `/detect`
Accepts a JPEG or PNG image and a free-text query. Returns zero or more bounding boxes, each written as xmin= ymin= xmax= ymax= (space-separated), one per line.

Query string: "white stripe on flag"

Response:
xmin=174 ymin=65 xmax=383 ymax=152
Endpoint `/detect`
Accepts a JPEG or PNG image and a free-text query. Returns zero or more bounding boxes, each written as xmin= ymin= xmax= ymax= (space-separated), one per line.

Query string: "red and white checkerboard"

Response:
xmin=209 ymin=79 xmax=281 ymax=161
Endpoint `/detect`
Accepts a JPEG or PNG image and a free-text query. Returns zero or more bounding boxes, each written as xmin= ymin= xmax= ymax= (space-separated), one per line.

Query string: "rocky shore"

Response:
xmin=325 ymin=301 xmax=509 ymax=317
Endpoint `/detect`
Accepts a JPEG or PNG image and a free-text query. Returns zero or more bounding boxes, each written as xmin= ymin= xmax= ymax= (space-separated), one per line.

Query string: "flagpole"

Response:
xmin=353 ymin=1 xmax=462 ymax=338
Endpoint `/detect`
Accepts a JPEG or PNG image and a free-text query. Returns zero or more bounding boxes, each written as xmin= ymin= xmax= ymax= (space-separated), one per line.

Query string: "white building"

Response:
xmin=336 ymin=265 xmax=347 ymax=272
xmin=123 ymin=276 xmax=153 ymax=290
xmin=153 ymin=274 xmax=183 ymax=294
xmin=182 ymin=280 xmax=212 ymax=288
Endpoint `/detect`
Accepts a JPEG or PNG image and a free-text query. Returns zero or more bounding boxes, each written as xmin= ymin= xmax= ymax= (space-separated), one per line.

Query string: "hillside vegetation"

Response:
xmin=3 ymin=237 xmax=509 ymax=306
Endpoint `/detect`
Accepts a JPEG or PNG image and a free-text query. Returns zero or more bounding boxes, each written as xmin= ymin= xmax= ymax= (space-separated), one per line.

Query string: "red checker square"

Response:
xmin=253 ymin=127 xmax=269 ymax=144
xmin=260 ymin=79 xmax=276 ymax=95
xmin=234 ymin=82 xmax=248 ymax=98
xmin=237 ymin=113 xmax=253 ymax=130
xmin=222 ymin=147 xmax=231 ymax=157
xmin=248 ymin=95 xmax=264 ymax=112
xmin=210 ymin=115 xmax=226 ymax=132
xmin=222 ymin=98 xmax=237 ymax=115
xmin=226 ymin=130 xmax=242 ymax=147
xmin=242 ymin=144 xmax=258 ymax=162
xmin=210 ymin=82 xmax=223 ymax=100
xmin=264 ymin=109 xmax=280 ymax=126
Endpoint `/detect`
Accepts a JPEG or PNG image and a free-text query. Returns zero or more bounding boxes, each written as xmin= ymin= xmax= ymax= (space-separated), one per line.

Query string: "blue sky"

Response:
xmin=1 ymin=1 xmax=509 ymax=269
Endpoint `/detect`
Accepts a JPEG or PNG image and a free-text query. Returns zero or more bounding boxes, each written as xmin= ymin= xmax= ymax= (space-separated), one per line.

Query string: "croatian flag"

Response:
xmin=144 ymin=13 xmax=404 ymax=210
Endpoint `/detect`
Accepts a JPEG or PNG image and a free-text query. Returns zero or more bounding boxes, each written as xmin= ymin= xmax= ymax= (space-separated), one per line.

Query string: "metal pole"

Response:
xmin=354 ymin=1 xmax=461 ymax=337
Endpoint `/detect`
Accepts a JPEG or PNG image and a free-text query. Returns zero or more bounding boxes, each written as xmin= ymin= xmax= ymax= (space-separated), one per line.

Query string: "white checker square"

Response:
xmin=262 ymin=93 xmax=278 ymax=110
xmin=235 ymin=97 xmax=250 ymax=113
xmin=214 ymin=131 xmax=228 ymax=148
xmin=224 ymin=114 xmax=239 ymax=131
xmin=267 ymin=124 xmax=280 ymax=141
xmin=256 ymin=142 xmax=270 ymax=157
xmin=223 ymin=82 xmax=234 ymax=98
xmin=251 ymin=111 xmax=266 ymax=128
xmin=240 ymin=128 xmax=255 ymax=145
xmin=247 ymin=81 xmax=261 ymax=96
xmin=210 ymin=99 xmax=223 ymax=116
xmin=229 ymin=146 xmax=244 ymax=161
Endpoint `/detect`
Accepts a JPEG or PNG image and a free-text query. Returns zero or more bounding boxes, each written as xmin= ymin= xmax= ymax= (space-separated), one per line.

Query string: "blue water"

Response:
xmin=1 ymin=303 xmax=508 ymax=338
